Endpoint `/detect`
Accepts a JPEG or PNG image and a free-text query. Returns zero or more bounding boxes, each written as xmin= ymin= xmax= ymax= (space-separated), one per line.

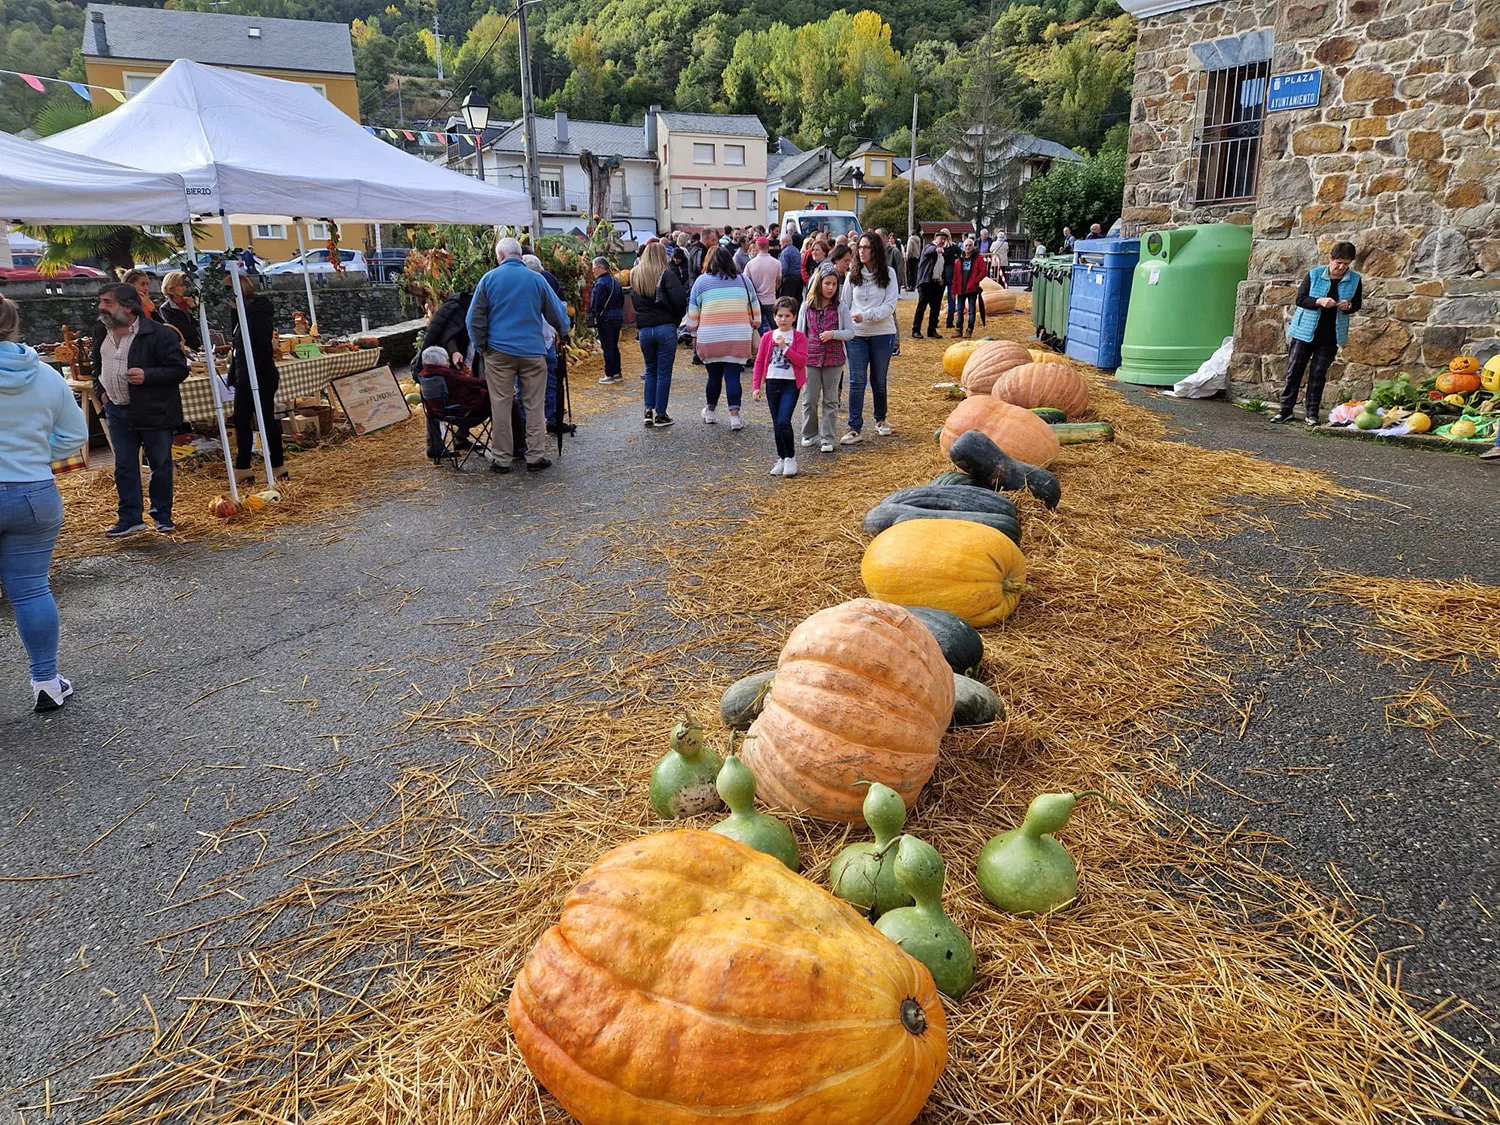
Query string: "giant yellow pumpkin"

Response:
xmin=991 ymin=361 xmax=1091 ymax=418
xmin=744 ymin=599 xmax=954 ymax=821
xmin=939 ymin=394 xmax=1061 ymax=466
xmin=960 ymin=339 xmax=1032 ymax=395
xmin=943 ymin=339 xmax=983 ymax=379
xmin=1435 ymin=370 xmax=1480 ymax=395
xmin=509 ymin=830 xmax=948 ymax=1125
xmin=863 ymin=518 xmax=1027 ymax=627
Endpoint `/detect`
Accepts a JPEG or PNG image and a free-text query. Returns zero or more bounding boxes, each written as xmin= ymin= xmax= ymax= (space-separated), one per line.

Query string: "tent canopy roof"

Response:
xmin=43 ymin=60 xmax=530 ymax=225
xmin=0 ymin=130 xmax=190 ymax=225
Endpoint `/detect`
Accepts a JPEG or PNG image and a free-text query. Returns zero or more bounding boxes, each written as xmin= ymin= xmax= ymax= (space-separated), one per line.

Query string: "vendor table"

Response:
xmin=179 ymin=347 xmax=384 ymax=422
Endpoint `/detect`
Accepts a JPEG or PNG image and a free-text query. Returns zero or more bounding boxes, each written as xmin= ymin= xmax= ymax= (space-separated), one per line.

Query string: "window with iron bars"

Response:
xmin=1189 ymin=61 xmax=1270 ymax=205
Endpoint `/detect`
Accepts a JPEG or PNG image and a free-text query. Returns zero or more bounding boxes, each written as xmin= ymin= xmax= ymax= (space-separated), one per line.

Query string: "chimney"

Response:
xmin=90 ymin=9 xmax=110 ymax=56
xmin=644 ymin=104 xmax=660 ymax=155
xmin=555 ymin=109 xmax=569 ymax=147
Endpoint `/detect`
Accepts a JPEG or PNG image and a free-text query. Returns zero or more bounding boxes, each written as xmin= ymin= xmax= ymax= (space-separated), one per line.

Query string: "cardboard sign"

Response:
xmin=329 ymin=364 xmax=410 ymax=436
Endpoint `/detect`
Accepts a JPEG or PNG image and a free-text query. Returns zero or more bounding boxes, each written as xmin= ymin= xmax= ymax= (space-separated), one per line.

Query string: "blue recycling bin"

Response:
xmin=1065 ymin=237 xmax=1139 ymax=370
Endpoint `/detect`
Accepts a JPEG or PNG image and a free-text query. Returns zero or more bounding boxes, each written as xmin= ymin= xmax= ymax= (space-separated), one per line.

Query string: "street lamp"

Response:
xmin=851 ymin=167 xmax=865 ymax=214
xmin=461 ymin=86 xmax=489 ymax=181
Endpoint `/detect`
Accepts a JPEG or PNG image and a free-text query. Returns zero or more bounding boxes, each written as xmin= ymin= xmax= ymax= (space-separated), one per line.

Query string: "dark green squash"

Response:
xmin=930 ymin=471 xmax=978 ymax=487
xmin=1030 ymin=408 xmax=1068 ymax=425
xmin=1054 ymin=421 xmax=1114 ymax=444
xmin=949 ymin=429 xmax=1062 ymax=511
xmin=862 ymin=504 xmax=1021 ymax=544
xmin=719 ymin=669 xmax=776 ymax=730
xmin=951 ymin=674 xmax=1004 ymax=726
xmin=903 ymin=607 xmax=985 ymax=675
xmin=881 ymin=485 xmax=1019 ymax=520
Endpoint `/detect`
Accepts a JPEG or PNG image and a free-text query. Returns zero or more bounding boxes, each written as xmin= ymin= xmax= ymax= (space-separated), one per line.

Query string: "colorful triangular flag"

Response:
xmin=67 ymin=81 xmax=93 ymax=102
xmin=106 ymin=87 xmax=126 ymax=103
xmin=401 ymin=129 xmax=416 ymax=141
xmin=382 ymin=129 xmax=398 ymax=140
xmin=19 ymin=73 xmax=46 ymax=93
xmin=364 ymin=125 xmax=376 ymax=135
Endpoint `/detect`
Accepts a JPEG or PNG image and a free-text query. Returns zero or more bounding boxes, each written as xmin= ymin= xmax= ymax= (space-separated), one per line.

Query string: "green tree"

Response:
xmin=558 ymin=24 xmax=610 ymax=119
xmin=1038 ymin=32 xmax=1133 ymax=152
xmin=858 ymin=179 xmax=954 ymax=242
xmin=1018 ymin=149 xmax=1125 ymax=250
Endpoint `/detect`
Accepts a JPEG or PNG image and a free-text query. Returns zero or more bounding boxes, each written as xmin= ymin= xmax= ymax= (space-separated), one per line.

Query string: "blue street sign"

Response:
xmin=1267 ymin=69 xmax=1323 ymax=112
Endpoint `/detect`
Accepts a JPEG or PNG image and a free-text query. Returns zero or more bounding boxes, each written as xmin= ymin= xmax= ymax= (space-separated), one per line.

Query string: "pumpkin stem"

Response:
xmin=900 ymin=997 xmax=928 ymax=1036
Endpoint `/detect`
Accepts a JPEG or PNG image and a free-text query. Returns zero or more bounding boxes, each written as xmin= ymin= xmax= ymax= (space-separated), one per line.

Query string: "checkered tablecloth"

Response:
xmin=180 ymin=348 xmax=384 ymax=422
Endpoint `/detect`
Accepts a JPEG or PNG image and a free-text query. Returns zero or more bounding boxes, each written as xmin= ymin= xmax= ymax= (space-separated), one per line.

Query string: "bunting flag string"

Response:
xmin=1 ymin=66 xmax=477 ymax=146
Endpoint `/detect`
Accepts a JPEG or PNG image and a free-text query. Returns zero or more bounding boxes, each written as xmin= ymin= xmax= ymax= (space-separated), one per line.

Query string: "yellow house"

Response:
xmin=81 ymin=3 xmax=365 ymax=263
xmin=772 ymin=143 xmax=901 ymax=222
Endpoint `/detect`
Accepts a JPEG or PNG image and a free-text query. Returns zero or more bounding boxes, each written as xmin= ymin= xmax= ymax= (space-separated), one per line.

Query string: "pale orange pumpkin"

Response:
xmin=982 ymin=288 xmax=1018 ymax=314
xmin=991 ymin=362 xmax=1090 ymax=417
xmin=939 ymin=394 xmax=1061 ymax=466
xmin=960 ymin=339 xmax=1032 ymax=394
xmin=510 ymin=829 xmax=948 ymax=1125
xmin=743 ymin=599 xmax=955 ymax=822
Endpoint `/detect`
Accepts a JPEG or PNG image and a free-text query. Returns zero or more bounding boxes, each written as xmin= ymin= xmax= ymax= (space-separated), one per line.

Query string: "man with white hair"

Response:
xmin=467 ymin=237 xmax=570 ymax=472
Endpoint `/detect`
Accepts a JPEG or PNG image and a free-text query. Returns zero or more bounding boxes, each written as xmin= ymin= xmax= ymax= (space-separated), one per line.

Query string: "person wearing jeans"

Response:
xmin=752 ymin=298 xmax=808 ymax=477
xmin=0 ymin=296 xmax=88 ymax=711
xmin=588 ymin=257 xmax=624 ymax=386
xmin=629 ymin=241 xmax=688 ymax=426
xmin=841 ymin=235 xmax=900 ymax=444
xmin=91 ymin=283 xmax=189 ymax=536
xmin=681 ymin=246 xmax=760 ymax=432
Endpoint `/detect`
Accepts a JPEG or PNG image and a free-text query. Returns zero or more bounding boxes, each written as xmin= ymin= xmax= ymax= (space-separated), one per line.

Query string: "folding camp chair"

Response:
xmin=418 ymin=374 xmax=491 ymax=470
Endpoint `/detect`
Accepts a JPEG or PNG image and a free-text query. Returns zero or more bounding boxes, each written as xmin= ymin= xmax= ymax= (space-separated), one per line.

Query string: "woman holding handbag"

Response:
xmin=0 ymin=296 xmax=88 ymax=712
xmin=630 ymin=241 xmax=688 ymax=427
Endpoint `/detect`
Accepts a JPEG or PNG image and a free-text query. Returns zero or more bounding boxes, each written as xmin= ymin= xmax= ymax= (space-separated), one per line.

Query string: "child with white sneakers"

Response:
xmin=752 ymin=298 xmax=808 ymax=477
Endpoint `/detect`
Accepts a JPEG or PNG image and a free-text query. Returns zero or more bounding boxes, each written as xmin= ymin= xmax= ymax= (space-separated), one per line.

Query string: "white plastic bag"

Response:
xmin=1162 ymin=336 xmax=1234 ymax=398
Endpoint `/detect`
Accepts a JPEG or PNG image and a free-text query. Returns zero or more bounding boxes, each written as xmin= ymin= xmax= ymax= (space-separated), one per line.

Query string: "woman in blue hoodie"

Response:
xmin=0 ymin=297 xmax=88 ymax=712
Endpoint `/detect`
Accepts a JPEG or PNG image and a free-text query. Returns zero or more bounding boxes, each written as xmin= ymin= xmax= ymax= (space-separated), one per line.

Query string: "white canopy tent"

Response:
xmin=0 ymin=133 xmax=250 ymax=501
xmin=43 ymin=59 xmax=532 ymax=486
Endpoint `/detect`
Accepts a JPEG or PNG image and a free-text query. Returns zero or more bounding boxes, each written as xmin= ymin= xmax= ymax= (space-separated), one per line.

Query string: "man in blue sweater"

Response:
xmin=468 ymin=237 xmax=571 ymax=473
xmin=1272 ymin=241 xmax=1362 ymax=426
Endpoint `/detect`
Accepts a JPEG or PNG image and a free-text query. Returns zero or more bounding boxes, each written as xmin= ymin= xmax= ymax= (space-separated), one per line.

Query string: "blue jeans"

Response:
xmin=545 ymin=343 xmax=558 ymax=422
xmin=846 ymin=333 xmax=895 ymax=434
xmin=704 ymin=362 xmax=744 ymax=411
xmin=0 ymin=480 xmax=64 ymax=681
xmin=638 ymin=323 xmax=677 ymax=415
xmin=104 ymin=402 xmax=174 ymax=525
xmin=764 ymin=378 xmax=801 ymax=459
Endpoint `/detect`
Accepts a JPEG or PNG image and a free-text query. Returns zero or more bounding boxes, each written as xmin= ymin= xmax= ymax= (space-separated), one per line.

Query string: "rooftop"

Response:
xmin=657 ymin=111 xmax=767 ymax=139
xmin=81 ymin=3 xmax=355 ymax=75
xmin=489 ymin=115 xmax=653 ymax=160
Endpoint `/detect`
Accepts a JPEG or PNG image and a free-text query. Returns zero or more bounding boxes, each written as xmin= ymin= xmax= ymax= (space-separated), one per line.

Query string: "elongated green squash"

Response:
xmin=1053 ymin=421 xmax=1114 ymax=444
xmin=930 ymin=471 xmax=978 ymax=487
xmin=949 ymin=430 xmax=1061 ymax=511
xmin=881 ymin=485 xmax=1019 ymax=520
xmin=1030 ymin=408 xmax=1068 ymax=425
xmin=862 ymin=504 xmax=1022 ymax=545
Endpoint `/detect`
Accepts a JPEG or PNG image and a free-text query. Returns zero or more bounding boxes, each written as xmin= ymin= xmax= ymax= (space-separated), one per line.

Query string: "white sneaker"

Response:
xmin=32 ymin=676 xmax=74 ymax=713
xmin=702 ymin=407 xmax=718 ymax=424
xmin=800 ymin=436 xmax=816 ymax=447
xmin=783 ymin=457 xmax=798 ymax=477
xmin=820 ymin=441 xmax=835 ymax=454
xmin=729 ymin=413 xmax=744 ymax=431
xmin=875 ymin=421 xmax=893 ymax=436
xmin=839 ymin=430 xmax=863 ymax=445
xmin=771 ymin=458 xmax=785 ymax=476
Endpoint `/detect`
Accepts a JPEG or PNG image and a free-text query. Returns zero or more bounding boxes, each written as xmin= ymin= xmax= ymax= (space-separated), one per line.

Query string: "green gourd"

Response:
xmin=828 ymin=783 xmax=914 ymax=918
xmin=649 ymin=718 xmax=725 ymax=819
xmin=719 ymin=669 xmax=776 ymax=731
xmin=1354 ymin=402 xmax=1383 ymax=430
xmin=874 ymin=835 xmax=975 ymax=1000
xmin=709 ymin=749 xmax=800 ymax=871
xmin=951 ymin=674 xmax=1004 ymax=727
xmin=976 ymin=790 xmax=1110 ymax=915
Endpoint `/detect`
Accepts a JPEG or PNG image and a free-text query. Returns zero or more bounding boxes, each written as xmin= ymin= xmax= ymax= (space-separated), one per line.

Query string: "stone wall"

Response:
xmin=1125 ymin=0 xmax=1500 ymax=398
xmin=3 ymin=278 xmax=412 ymax=345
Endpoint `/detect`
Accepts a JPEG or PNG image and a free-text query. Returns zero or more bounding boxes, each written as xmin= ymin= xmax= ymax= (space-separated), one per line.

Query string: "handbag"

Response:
xmin=51 ymin=444 xmax=90 ymax=475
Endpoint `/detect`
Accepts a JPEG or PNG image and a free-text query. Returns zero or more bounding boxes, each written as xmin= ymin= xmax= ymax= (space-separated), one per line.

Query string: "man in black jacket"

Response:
xmin=911 ymin=232 xmax=949 ymax=340
xmin=92 ymin=283 xmax=190 ymax=536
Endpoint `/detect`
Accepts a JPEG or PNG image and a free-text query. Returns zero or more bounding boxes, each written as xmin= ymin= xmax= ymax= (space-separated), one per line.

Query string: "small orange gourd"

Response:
xmin=509 ymin=830 xmax=948 ymax=1125
xmin=1448 ymin=356 xmax=1479 ymax=375
xmin=960 ymin=340 xmax=1032 ymax=395
xmin=939 ymin=394 xmax=1061 ymax=466
xmin=991 ymin=361 xmax=1090 ymax=418
xmin=744 ymin=599 xmax=955 ymax=822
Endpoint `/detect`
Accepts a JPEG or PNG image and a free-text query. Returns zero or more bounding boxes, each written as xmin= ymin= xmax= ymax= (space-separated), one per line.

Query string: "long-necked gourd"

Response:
xmin=874 ymin=835 xmax=975 ymax=999
xmin=976 ymin=790 xmax=1110 ymax=915
xmin=828 ymin=783 xmax=915 ymax=918
xmin=709 ymin=747 xmax=800 ymax=871
xmin=649 ymin=718 xmax=724 ymax=819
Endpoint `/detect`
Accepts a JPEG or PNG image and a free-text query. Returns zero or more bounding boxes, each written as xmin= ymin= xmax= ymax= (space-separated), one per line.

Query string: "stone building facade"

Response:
xmin=1119 ymin=0 xmax=1500 ymax=397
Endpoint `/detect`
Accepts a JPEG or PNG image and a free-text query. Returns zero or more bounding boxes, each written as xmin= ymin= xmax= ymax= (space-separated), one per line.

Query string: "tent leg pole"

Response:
xmin=294 ymin=220 xmax=318 ymax=333
xmin=183 ymin=223 xmax=239 ymax=504
xmin=221 ymin=214 xmax=277 ymax=488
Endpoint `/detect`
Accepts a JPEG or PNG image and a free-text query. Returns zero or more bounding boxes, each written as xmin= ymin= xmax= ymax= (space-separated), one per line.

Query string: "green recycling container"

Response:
xmin=1032 ymin=255 xmax=1073 ymax=345
xmin=1115 ymin=223 xmax=1251 ymax=386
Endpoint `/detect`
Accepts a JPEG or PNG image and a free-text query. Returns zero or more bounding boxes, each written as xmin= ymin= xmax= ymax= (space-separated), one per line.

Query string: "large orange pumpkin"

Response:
xmin=1435 ymin=369 xmax=1480 ymax=395
xmin=939 ymin=394 xmax=1061 ymax=466
xmin=991 ymin=361 xmax=1090 ymax=417
xmin=960 ymin=339 xmax=1032 ymax=395
xmin=743 ymin=599 xmax=954 ymax=822
xmin=983 ymin=288 xmax=1018 ymax=314
xmin=509 ymin=830 xmax=948 ymax=1125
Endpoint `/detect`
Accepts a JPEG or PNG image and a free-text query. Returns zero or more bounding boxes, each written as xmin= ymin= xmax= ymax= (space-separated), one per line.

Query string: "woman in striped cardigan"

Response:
xmin=680 ymin=245 xmax=761 ymax=432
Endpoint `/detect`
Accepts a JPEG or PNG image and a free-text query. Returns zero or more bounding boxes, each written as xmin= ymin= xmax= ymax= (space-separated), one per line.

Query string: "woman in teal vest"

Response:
xmin=1273 ymin=241 xmax=1362 ymax=426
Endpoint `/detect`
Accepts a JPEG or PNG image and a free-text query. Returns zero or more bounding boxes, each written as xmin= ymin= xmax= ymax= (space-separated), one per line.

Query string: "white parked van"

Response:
xmin=780 ymin=209 xmax=862 ymax=242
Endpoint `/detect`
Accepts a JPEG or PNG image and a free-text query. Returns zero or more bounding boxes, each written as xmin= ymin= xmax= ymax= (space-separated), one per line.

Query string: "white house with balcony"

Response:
xmin=450 ymin=110 xmax=659 ymax=240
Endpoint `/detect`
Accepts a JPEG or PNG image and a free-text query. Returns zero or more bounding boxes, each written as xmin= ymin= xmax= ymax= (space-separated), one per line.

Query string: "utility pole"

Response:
xmin=907 ymin=87 xmax=918 ymax=242
xmin=433 ymin=13 xmax=443 ymax=80
xmin=516 ymin=0 xmax=544 ymax=237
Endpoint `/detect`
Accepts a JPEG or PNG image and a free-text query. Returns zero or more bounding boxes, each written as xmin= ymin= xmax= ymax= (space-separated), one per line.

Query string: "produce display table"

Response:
xmin=179 ymin=347 xmax=384 ymax=422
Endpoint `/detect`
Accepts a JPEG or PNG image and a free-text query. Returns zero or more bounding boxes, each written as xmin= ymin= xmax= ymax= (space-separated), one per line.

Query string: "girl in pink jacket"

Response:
xmin=751 ymin=297 xmax=808 ymax=477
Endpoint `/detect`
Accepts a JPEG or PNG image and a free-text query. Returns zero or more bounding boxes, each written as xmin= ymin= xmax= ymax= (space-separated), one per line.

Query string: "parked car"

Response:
xmin=0 ymin=253 xmax=108 ymax=282
xmin=780 ymin=209 xmax=861 ymax=241
xmin=367 ymin=247 xmax=410 ymax=283
xmin=263 ymin=249 xmax=368 ymax=276
xmin=138 ymin=251 xmax=270 ymax=277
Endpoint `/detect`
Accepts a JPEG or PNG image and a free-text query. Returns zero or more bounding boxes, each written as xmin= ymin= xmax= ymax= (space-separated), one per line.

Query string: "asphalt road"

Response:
xmin=0 ymin=364 xmax=1496 ymax=1119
